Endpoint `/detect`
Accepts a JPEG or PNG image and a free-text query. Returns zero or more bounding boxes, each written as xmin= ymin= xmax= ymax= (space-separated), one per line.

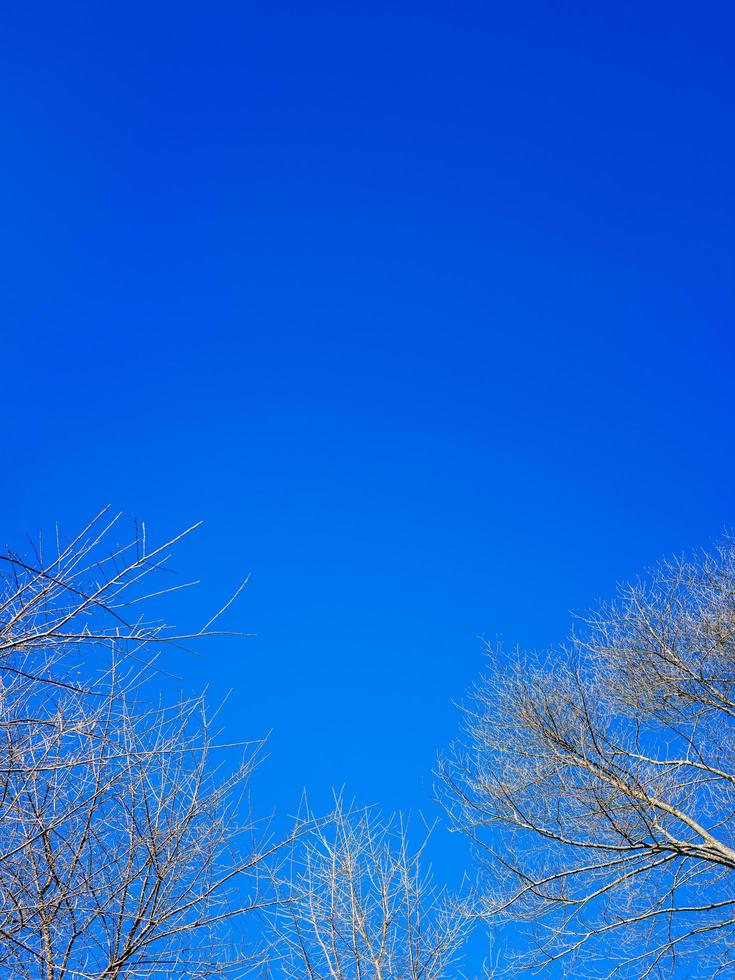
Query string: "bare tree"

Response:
xmin=0 ymin=679 xmax=274 ymax=978
xmin=0 ymin=512 xmax=278 ymax=978
xmin=440 ymin=540 xmax=735 ymax=977
xmin=268 ymin=798 xmax=468 ymax=978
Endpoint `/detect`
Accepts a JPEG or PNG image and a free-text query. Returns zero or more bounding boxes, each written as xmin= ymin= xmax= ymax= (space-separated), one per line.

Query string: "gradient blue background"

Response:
xmin=3 ymin=2 xmax=734 ymax=971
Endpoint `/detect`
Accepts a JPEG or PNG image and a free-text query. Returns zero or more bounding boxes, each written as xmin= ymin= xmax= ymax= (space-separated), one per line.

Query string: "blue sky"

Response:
xmin=3 ymin=2 xmax=734 ymax=970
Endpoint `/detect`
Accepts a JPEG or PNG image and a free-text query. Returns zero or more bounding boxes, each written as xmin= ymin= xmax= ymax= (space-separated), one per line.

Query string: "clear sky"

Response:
xmin=3 ymin=2 xmax=734 ymax=970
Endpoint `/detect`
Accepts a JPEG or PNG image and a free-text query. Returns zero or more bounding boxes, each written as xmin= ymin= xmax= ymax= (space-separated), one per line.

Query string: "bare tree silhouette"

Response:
xmin=441 ymin=540 xmax=735 ymax=977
